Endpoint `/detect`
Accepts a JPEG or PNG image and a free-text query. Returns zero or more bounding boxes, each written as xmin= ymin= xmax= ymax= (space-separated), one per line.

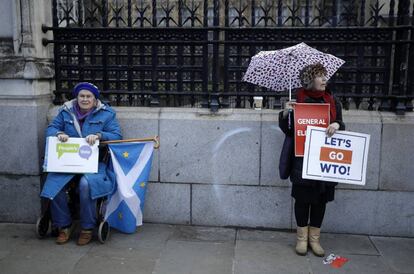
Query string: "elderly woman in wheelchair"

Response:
xmin=40 ymin=82 xmax=122 ymax=245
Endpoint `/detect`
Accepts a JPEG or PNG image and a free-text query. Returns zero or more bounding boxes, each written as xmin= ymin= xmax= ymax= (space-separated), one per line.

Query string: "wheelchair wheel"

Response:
xmin=98 ymin=221 xmax=110 ymax=244
xmin=35 ymin=215 xmax=50 ymax=239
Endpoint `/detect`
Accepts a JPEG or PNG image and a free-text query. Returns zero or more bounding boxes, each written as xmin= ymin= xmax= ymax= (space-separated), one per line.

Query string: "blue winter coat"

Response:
xmin=40 ymin=99 xmax=122 ymax=200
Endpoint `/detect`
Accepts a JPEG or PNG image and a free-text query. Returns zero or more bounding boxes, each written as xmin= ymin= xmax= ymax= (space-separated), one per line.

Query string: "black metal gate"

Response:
xmin=43 ymin=0 xmax=414 ymax=113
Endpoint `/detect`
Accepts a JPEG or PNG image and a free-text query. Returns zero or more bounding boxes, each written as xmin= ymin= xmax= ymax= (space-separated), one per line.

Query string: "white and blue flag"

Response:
xmin=105 ymin=142 xmax=154 ymax=233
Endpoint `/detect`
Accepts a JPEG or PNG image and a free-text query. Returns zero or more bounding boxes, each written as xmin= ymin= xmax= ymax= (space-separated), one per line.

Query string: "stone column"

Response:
xmin=0 ymin=0 xmax=54 ymax=222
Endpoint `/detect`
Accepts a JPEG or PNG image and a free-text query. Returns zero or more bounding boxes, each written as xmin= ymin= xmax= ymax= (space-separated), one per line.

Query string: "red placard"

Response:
xmin=294 ymin=103 xmax=330 ymax=156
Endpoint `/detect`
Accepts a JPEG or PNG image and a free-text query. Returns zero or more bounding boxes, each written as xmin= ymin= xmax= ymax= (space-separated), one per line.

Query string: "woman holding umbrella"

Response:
xmin=279 ymin=63 xmax=345 ymax=256
xmin=244 ymin=43 xmax=345 ymax=256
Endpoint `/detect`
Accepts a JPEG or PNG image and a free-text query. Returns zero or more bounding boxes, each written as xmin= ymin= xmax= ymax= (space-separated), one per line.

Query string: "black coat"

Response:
xmin=279 ymin=95 xmax=345 ymax=203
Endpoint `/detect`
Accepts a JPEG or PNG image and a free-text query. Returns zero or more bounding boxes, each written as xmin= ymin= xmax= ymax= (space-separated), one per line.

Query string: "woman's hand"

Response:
xmin=326 ymin=122 xmax=340 ymax=137
xmin=285 ymin=101 xmax=295 ymax=110
xmin=57 ymin=133 xmax=69 ymax=142
xmin=86 ymin=134 xmax=100 ymax=146
xmin=282 ymin=101 xmax=296 ymax=117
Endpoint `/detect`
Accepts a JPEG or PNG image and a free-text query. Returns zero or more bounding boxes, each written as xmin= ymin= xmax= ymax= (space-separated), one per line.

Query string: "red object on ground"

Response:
xmin=330 ymin=256 xmax=349 ymax=268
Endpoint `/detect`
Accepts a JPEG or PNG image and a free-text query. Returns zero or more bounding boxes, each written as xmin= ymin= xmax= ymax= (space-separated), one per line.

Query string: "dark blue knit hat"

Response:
xmin=72 ymin=82 xmax=100 ymax=98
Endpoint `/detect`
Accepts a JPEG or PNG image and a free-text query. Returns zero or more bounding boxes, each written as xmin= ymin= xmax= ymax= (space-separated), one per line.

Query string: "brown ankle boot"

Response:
xmin=295 ymin=226 xmax=308 ymax=256
xmin=308 ymin=226 xmax=325 ymax=257
xmin=56 ymin=227 xmax=72 ymax=245
xmin=77 ymin=230 xmax=93 ymax=246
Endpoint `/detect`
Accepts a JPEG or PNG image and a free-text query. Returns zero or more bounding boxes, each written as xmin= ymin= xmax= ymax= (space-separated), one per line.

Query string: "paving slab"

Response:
xmin=237 ymin=229 xmax=293 ymax=244
xmin=152 ymin=240 xmax=234 ymax=274
xmin=105 ymin=223 xmax=174 ymax=249
xmin=0 ymin=223 xmax=34 ymax=243
xmin=0 ymin=224 xmax=34 ymax=260
xmin=0 ymin=223 xmax=413 ymax=274
xmin=318 ymin=233 xmax=379 ymax=256
xmin=237 ymin=230 xmax=378 ymax=256
xmin=371 ymin=236 xmax=414 ymax=274
xmin=0 ymin=239 xmax=91 ymax=274
xmin=0 ymin=223 xmax=174 ymax=274
xmin=309 ymin=253 xmax=397 ymax=274
xmin=234 ymin=239 xmax=311 ymax=274
xmin=169 ymin=225 xmax=236 ymax=243
xmin=73 ymin=247 xmax=157 ymax=274
xmin=74 ymin=224 xmax=174 ymax=274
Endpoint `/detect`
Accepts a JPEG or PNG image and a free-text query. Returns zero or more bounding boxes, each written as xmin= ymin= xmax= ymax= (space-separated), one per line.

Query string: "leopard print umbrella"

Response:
xmin=243 ymin=43 xmax=345 ymax=99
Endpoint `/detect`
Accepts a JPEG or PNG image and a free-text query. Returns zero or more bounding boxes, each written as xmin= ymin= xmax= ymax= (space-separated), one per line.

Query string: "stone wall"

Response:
xmin=0 ymin=0 xmax=54 ymax=222
xmin=2 ymin=96 xmax=413 ymax=236
xmin=41 ymin=107 xmax=414 ymax=237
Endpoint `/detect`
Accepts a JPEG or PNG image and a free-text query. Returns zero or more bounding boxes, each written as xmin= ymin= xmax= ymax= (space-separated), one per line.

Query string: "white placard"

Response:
xmin=43 ymin=137 xmax=99 ymax=173
xmin=302 ymin=126 xmax=370 ymax=185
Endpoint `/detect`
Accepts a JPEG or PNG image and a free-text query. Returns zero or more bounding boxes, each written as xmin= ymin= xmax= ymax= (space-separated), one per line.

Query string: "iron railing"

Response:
xmin=43 ymin=0 xmax=414 ymax=113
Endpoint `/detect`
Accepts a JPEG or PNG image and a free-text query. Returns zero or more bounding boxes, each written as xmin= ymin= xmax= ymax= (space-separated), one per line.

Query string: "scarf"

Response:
xmin=296 ymin=88 xmax=337 ymax=121
xmin=74 ymin=102 xmax=95 ymax=129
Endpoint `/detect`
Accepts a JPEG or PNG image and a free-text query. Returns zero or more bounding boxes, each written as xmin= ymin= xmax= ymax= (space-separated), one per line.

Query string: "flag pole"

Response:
xmin=101 ymin=136 xmax=160 ymax=149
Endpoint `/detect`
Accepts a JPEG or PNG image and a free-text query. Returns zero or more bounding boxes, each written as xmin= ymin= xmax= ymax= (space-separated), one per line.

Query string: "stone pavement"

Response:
xmin=0 ymin=223 xmax=413 ymax=274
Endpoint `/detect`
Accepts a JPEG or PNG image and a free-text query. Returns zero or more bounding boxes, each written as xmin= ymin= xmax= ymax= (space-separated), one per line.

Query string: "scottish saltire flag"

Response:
xmin=105 ymin=142 xmax=154 ymax=233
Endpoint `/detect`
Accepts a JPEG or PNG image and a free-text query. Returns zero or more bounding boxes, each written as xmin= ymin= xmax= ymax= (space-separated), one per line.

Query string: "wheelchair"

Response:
xmin=36 ymin=136 xmax=159 ymax=242
xmin=36 ymin=145 xmax=112 ymax=243
xmin=35 ymin=175 xmax=110 ymax=244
